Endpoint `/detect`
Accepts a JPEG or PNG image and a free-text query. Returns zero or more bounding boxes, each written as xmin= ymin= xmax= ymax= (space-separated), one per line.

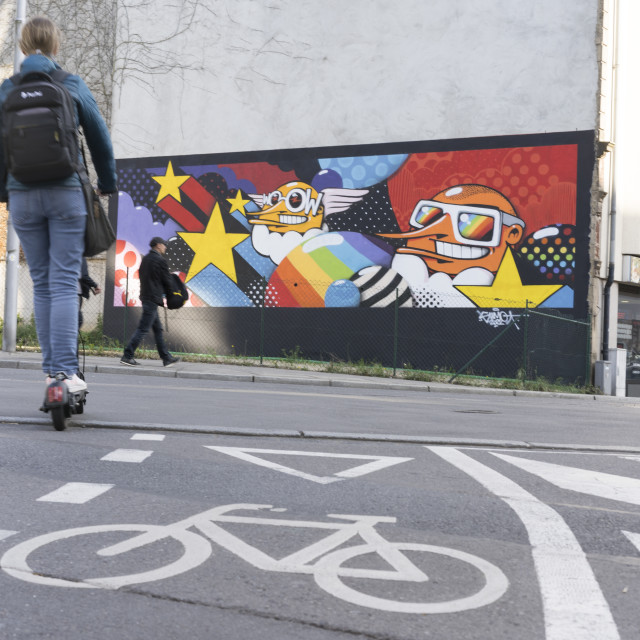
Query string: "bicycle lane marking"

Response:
xmin=0 ymin=524 xmax=213 ymax=589
xmin=0 ymin=503 xmax=509 ymax=614
xmin=428 ymin=447 xmax=620 ymax=640
xmin=0 ymin=531 xmax=17 ymax=542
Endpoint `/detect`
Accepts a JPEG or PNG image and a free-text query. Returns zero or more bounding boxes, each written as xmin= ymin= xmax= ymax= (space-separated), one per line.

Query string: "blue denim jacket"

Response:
xmin=0 ymin=54 xmax=117 ymax=201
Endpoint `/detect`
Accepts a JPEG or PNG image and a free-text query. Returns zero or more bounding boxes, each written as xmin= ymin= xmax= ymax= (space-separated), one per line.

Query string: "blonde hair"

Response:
xmin=19 ymin=16 xmax=61 ymax=56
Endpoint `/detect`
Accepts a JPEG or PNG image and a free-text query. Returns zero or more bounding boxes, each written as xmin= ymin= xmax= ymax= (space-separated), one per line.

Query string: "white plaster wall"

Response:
xmin=614 ymin=0 xmax=640 ymax=258
xmin=111 ymin=0 xmax=600 ymax=158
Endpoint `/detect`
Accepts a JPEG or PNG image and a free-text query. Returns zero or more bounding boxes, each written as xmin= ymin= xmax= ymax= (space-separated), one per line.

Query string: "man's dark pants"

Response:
xmin=124 ymin=300 xmax=170 ymax=361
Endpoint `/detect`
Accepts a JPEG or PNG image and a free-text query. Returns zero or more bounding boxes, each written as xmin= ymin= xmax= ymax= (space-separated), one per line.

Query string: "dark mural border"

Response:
xmin=104 ymin=130 xmax=595 ymax=380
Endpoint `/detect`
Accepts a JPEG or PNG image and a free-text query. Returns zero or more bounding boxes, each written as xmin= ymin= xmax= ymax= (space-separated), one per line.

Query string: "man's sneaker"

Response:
xmin=120 ymin=356 xmax=139 ymax=366
xmin=163 ymin=355 xmax=180 ymax=367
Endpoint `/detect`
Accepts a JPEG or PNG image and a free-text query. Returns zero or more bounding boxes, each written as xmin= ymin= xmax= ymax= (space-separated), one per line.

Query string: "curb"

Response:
xmin=2 ymin=416 xmax=640 ymax=454
xmin=1 ymin=356 xmax=636 ymax=402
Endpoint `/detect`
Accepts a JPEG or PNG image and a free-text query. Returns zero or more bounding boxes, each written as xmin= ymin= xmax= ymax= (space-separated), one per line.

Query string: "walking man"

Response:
xmin=120 ymin=237 xmax=180 ymax=367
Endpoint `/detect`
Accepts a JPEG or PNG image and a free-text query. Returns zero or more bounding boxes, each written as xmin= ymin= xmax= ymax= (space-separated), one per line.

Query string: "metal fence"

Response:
xmin=0 ymin=257 xmax=105 ymax=335
xmin=110 ymin=277 xmax=592 ymax=386
xmin=2 ymin=263 xmax=592 ymax=386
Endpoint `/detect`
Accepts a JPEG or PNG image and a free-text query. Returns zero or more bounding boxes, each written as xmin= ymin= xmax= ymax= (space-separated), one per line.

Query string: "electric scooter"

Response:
xmin=40 ymin=372 xmax=87 ymax=431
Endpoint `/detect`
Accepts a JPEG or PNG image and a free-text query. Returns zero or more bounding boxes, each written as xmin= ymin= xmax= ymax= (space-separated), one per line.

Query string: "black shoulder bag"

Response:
xmin=79 ymin=143 xmax=116 ymax=257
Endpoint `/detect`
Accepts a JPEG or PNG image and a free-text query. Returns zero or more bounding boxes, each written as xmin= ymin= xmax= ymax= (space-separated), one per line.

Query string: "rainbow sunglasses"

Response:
xmin=409 ymin=200 xmax=525 ymax=248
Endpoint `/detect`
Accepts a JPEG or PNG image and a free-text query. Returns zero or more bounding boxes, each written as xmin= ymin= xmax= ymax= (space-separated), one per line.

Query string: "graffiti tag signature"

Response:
xmin=477 ymin=308 xmax=520 ymax=330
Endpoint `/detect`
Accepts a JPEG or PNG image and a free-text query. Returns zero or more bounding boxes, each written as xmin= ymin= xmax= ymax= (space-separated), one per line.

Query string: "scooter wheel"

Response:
xmin=75 ymin=398 xmax=84 ymax=415
xmin=51 ymin=406 xmax=66 ymax=431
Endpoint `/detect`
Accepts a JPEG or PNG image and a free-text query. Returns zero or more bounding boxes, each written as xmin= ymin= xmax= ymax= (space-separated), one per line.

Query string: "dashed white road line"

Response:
xmin=100 ymin=449 xmax=153 ymax=463
xmin=130 ymin=434 xmax=165 ymax=441
xmin=37 ymin=483 xmax=114 ymax=504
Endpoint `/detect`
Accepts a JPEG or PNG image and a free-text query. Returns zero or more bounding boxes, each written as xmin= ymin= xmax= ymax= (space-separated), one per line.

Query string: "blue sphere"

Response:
xmin=324 ymin=279 xmax=361 ymax=307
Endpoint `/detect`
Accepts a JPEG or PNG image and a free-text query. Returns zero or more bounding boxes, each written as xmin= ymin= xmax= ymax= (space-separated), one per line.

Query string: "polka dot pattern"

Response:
xmin=117 ymin=166 xmax=169 ymax=223
xmin=411 ymin=288 xmax=447 ymax=308
xmin=319 ymin=154 xmax=409 ymax=189
xmin=327 ymin=182 xmax=399 ymax=239
xmin=165 ymin=236 xmax=195 ymax=274
xmin=518 ymin=224 xmax=576 ymax=283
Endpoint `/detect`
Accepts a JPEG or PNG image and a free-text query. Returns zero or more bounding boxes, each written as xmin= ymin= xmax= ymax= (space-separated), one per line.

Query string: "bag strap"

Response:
xmin=78 ymin=138 xmax=91 ymax=187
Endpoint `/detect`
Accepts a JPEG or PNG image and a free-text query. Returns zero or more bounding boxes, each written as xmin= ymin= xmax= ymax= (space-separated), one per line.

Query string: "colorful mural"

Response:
xmin=111 ymin=133 xmax=591 ymax=314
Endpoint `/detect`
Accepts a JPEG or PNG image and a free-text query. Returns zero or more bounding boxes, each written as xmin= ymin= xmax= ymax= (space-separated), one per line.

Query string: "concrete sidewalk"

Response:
xmin=0 ymin=349 xmax=632 ymax=402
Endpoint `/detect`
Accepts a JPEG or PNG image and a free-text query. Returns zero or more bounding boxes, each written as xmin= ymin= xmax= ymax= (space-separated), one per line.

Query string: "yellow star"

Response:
xmin=152 ymin=161 xmax=190 ymax=203
xmin=178 ymin=203 xmax=249 ymax=283
xmin=227 ymin=190 xmax=251 ymax=214
xmin=455 ymin=248 xmax=563 ymax=308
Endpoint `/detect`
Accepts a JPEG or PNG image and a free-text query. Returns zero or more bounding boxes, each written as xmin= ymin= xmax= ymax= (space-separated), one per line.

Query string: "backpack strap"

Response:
xmin=50 ymin=69 xmax=70 ymax=84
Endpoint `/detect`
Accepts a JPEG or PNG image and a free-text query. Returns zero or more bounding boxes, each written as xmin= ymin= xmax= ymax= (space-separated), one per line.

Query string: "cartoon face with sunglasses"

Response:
xmin=379 ymin=184 xmax=525 ymax=277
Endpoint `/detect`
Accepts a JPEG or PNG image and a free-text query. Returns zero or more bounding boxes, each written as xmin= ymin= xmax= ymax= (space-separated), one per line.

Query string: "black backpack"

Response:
xmin=2 ymin=69 xmax=80 ymax=183
xmin=166 ymin=273 xmax=188 ymax=309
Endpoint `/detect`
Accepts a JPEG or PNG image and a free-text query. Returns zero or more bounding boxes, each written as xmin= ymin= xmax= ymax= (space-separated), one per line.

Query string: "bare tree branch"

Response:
xmin=0 ymin=0 xmax=211 ymax=127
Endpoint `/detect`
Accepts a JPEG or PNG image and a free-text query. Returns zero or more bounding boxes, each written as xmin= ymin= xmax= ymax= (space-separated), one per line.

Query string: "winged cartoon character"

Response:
xmin=248 ymin=181 xmax=368 ymax=264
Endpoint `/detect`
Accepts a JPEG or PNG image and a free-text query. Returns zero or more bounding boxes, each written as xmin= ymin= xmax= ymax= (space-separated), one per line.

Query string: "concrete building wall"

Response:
xmin=111 ymin=0 xmax=601 ymax=159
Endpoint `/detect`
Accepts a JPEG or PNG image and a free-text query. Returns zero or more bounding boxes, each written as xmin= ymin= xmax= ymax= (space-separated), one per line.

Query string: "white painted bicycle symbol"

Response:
xmin=0 ymin=504 xmax=509 ymax=614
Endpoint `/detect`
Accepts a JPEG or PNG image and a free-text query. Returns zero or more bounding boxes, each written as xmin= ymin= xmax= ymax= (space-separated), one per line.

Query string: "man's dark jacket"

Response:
xmin=139 ymin=249 xmax=172 ymax=306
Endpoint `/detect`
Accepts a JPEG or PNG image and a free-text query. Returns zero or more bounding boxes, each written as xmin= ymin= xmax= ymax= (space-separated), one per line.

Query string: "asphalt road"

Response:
xmin=1 ymin=364 xmax=639 ymax=639
xmin=1 ymin=368 xmax=640 ymax=449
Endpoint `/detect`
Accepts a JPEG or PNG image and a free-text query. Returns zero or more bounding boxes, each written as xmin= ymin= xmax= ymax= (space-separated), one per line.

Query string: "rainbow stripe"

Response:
xmin=266 ymin=232 xmax=394 ymax=307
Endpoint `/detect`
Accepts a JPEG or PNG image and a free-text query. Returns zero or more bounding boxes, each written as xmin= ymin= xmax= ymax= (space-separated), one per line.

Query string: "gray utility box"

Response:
xmin=608 ymin=348 xmax=627 ymax=397
xmin=594 ymin=360 xmax=611 ymax=395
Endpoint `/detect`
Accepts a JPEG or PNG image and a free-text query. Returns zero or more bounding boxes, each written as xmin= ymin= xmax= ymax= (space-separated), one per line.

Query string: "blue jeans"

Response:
xmin=9 ymin=188 xmax=86 ymax=376
xmin=124 ymin=300 xmax=170 ymax=361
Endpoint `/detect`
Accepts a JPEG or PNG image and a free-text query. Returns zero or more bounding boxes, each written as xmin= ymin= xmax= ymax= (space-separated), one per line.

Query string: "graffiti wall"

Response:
xmin=104 ymin=131 xmax=594 ymax=375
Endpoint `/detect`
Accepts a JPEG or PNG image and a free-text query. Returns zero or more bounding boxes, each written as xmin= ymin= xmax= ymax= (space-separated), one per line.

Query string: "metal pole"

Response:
xmin=2 ymin=0 xmax=26 ymax=353
xmin=259 ymin=277 xmax=265 ymax=365
xmin=522 ymin=299 xmax=530 ymax=385
xmin=392 ymin=288 xmax=398 ymax=377
xmin=123 ymin=267 xmax=129 ymax=343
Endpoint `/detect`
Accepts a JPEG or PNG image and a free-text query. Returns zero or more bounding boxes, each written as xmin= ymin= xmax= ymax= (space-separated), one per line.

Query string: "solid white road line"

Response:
xmin=37 ymin=482 xmax=114 ymax=504
xmin=100 ymin=449 xmax=153 ymax=463
xmin=428 ymin=447 xmax=620 ymax=640
xmin=130 ymin=434 xmax=165 ymax=441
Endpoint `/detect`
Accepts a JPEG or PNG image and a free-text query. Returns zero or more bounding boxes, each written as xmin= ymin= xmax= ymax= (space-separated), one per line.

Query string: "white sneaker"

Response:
xmin=64 ymin=374 xmax=87 ymax=393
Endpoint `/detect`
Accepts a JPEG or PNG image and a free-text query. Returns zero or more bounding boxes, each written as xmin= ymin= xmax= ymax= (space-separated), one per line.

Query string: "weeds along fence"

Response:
xmin=105 ymin=275 xmax=592 ymax=386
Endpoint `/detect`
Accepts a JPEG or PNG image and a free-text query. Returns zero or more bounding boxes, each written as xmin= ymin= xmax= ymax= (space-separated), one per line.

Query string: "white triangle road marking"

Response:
xmin=204 ymin=446 xmax=413 ymax=484
xmin=492 ymin=452 xmax=640 ymax=506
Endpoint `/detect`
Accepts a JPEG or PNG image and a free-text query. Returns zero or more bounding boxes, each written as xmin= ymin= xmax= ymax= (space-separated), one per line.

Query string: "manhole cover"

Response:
xmin=453 ymin=409 xmax=498 ymax=414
